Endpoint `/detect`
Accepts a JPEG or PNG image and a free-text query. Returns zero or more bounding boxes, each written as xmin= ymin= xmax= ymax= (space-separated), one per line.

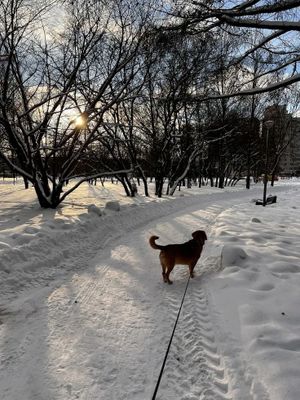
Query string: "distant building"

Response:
xmin=263 ymin=105 xmax=300 ymax=176
xmin=287 ymin=118 xmax=300 ymax=175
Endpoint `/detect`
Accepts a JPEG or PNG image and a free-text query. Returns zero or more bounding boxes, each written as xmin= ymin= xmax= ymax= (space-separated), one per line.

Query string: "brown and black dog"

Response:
xmin=149 ymin=230 xmax=207 ymax=284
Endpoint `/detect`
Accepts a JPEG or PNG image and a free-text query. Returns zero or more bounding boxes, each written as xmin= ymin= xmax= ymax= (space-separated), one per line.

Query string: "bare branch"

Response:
xmin=198 ymin=73 xmax=300 ymax=100
xmin=219 ymin=15 xmax=300 ymax=31
xmin=59 ymin=168 xmax=134 ymax=203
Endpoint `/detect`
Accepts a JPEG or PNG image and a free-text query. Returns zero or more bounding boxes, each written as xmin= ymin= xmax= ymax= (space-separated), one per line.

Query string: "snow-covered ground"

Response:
xmin=0 ymin=178 xmax=300 ymax=400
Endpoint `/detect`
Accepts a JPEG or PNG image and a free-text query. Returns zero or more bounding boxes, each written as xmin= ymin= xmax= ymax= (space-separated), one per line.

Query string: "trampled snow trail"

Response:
xmin=1 ymin=184 xmax=296 ymax=399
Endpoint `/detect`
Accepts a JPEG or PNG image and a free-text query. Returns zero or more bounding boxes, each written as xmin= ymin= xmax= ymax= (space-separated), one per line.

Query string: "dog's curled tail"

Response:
xmin=149 ymin=235 xmax=164 ymax=250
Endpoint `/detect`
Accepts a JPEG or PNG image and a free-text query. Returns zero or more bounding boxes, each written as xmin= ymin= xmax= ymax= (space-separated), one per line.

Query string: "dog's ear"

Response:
xmin=192 ymin=231 xmax=198 ymax=240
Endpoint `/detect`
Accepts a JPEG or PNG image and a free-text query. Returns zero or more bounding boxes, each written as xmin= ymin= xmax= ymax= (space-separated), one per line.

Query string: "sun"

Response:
xmin=72 ymin=112 xmax=88 ymax=129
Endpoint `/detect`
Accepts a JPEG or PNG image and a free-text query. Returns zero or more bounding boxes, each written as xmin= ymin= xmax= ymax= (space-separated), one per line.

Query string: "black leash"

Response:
xmin=151 ymin=276 xmax=191 ymax=400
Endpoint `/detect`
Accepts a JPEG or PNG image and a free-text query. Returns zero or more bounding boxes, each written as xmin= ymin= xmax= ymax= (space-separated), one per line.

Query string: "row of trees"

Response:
xmin=1 ymin=0 xmax=299 ymax=208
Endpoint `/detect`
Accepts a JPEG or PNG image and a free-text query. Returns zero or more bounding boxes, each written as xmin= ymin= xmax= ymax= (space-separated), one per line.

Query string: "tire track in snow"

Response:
xmin=155 ymin=281 xmax=232 ymax=400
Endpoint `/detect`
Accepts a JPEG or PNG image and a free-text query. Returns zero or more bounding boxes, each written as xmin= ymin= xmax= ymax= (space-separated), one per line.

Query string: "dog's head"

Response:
xmin=192 ymin=230 xmax=207 ymax=245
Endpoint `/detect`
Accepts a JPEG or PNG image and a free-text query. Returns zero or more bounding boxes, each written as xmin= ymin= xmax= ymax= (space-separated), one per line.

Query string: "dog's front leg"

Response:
xmin=189 ymin=260 xmax=198 ymax=278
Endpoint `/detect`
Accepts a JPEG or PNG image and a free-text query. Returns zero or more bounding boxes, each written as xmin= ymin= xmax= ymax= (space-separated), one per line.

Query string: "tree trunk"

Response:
xmin=124 ymin=175 xmax=136 ymax=197
xmin=34 ymin=186 xmax=50 ymax=208
xmin=137 ymin=166 xmax=149 ymax=196
xmin=23 ymin=177 xmax=29 ymax=189
xmin=271 ymin=171 xmax=276 ymax=186
xmin=33 ymin=177 xmax=60 ymax=208
xmin=119 ymin=176 xmax=131 ymax=196
xmin=218 ymin=175 xmax=224 ymax=189
xmin=246 ymin=175 xmax=251 ymax=189
xmin=198 ymin=176 xmax=202 ymax=188
xmin=139 ymin=175 xmax=148 ymax=196
xmin=155 ymin=177 xmax=164 ymax=197
xmin=166 ymin=182 xmax=170 ymax=195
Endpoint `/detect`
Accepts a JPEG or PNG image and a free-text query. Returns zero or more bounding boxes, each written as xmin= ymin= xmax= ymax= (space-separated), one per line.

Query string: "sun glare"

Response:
xmin=73 ymin=114 xmax=88 ymax=129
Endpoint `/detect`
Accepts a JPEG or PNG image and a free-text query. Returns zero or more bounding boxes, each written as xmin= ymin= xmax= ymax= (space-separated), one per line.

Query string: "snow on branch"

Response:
xmin=191 ymin=0 xmax=300 ymax=19
xmin=221 ymin=0 xmax=300 ymax=17
xmin=219 ymin=15 xmax=300 ymax=31
xmin=195 ymin=73 xmax=300 ymax=101
xmin=170 ymin=1 xmax=300 ymax=34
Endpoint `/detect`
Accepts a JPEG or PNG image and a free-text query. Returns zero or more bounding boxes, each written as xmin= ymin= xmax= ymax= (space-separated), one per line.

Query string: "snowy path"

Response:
xmin=0 ymin=183 xmax=298 ymax=399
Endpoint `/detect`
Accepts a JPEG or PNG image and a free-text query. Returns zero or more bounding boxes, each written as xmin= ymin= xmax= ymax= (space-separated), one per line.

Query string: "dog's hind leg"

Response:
xmin=161 ymin=268 xmax=168 ymax=283
xmin=160 ymin=256 xmax=168 ymax=283
xmin=165 ymin=262 xmax=175 ymax=285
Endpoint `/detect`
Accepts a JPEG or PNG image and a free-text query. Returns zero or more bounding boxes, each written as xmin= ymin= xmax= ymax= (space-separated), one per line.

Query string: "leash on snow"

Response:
xmin=151 ymin=275 xmax=191 ymax=400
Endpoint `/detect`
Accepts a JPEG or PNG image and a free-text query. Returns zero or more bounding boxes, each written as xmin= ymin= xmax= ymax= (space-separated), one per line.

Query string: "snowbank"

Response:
xmin=206 ymin=190 xmax=300 ymax=399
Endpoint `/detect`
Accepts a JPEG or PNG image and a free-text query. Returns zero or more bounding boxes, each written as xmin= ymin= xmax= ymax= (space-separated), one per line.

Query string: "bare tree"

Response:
xmin=134 ymin=31 xmax=215 ymax=197
xmin=0 ymin=0 xmax=154 ymax=208
xmin=105 ymin=99 xmax=151 ymax=197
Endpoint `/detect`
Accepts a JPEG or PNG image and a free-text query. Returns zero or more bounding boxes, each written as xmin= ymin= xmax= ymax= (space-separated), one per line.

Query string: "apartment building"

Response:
xmin=264 ymin=105 xmax=300 ymax=176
